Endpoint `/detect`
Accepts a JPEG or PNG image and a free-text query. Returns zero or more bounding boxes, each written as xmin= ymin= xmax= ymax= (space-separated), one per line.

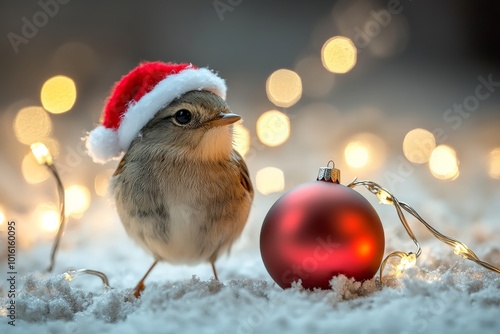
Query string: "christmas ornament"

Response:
xmin=260 ymin=161 xmax=385 ymax=289
xmin=261 ymin=161 xmax=500 ymax=290
xmin=86 ymin=61 xmax=253 ymax=297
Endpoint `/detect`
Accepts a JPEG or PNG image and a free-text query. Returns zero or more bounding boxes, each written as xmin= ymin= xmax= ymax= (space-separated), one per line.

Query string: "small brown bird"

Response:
xmin=86 ymin=62 xmax=253 ymax=297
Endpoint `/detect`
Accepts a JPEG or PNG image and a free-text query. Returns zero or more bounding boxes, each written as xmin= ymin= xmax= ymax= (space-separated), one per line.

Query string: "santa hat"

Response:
xmin=86 ymin=61 xmax=227 ymax=163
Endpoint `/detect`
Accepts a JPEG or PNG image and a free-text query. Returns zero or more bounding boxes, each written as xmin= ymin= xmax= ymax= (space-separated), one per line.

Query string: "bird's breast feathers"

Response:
xmin=112 ymin=151 xmax=251 ymax=264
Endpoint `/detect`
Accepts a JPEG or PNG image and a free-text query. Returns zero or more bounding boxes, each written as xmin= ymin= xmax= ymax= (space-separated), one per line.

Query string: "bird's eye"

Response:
xmin=174 ymin=109 xmax=192 ymax=125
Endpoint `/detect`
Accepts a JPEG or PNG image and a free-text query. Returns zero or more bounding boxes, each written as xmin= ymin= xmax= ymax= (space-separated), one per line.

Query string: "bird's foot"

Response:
xmin=133 ymin=281 xmax=146 ymax=298
xmin=124 ymin=285 xmax=144 ymax=303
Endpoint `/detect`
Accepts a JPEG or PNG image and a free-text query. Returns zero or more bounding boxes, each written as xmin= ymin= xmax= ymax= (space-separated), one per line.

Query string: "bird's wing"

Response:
xmin=231 ymin=150 xmax=254 ymax=198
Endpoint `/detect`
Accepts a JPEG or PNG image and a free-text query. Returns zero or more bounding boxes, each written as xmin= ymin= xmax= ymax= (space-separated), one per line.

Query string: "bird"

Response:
xmin=86 ymin=62 xmax=253 ymax=298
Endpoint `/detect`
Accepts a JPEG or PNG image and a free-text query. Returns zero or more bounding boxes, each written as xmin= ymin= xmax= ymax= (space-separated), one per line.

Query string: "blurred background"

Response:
xmin=0 ymin=0 xmax=499 ymax=266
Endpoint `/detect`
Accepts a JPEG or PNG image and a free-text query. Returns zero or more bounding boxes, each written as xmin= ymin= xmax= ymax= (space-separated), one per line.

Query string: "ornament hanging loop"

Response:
xmin=317 ymin=160 xmax=340 ymax=184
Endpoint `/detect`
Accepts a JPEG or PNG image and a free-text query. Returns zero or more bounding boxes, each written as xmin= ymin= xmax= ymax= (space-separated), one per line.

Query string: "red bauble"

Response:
xmin=260 ymin=169 xmax=385 ymax=290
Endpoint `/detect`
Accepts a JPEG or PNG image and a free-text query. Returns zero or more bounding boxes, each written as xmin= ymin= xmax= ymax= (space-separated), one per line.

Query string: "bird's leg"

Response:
xmin=211 ymin=261 xmax=219 ymax=281
xmin=133 ymin=260 xmax=158 ymax=298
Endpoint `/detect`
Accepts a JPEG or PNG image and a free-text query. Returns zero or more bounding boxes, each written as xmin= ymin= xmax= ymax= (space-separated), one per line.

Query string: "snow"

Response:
xmin=4 ymin=259 xmax=500 ymax=333
xmin=1 ymin=178 xmax=500 ymax=334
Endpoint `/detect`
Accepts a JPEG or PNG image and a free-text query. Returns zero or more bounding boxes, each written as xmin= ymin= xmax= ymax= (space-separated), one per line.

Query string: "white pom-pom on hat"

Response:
xmin=85 ymin=126 xmax=121 ymax=164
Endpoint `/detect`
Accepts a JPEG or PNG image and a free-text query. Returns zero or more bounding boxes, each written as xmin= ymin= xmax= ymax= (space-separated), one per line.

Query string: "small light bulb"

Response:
xmin=401 ymin=253 xmax=416 ymax=269
xmin=30 ymin=142 xmax=53 ymax=166
xmin=396 ymin=253 xmax=417 ymax=275
xmin=63 ymin=270 xmax=80 ymax=282
xmin=62 ymin=269 xmax=110 ymax=286
xmin=377 ymin=189 xmax=393 ymax=205
xmin=454 ymin=244 xmax=468 ymax=259
xmin=64 ymin=272 xmax=74 ymax=281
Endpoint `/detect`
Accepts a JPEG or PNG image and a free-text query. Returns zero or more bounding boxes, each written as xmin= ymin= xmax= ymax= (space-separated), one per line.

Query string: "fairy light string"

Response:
xmin=64 ymin=269 xmax=110 ymax=287
xmin=30 ymin=142 xmax=111 ymax=288
xmin=347 ymin=178 xmax=500 ymax=281
xmin=31 ymin=142 xmax=66 ymax=272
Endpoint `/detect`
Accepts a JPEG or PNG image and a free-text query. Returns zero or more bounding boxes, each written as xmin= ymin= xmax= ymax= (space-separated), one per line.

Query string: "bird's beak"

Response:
xmin=206 ymin=112 xmax=241 ymax=127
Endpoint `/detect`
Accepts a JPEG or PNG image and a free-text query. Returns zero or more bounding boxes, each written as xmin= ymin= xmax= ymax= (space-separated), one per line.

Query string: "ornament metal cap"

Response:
xmin=317 ymin=160 xmax=340 ymax=184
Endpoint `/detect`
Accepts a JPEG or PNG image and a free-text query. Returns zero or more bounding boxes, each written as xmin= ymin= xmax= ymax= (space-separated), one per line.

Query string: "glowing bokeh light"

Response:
xmin=232 ymin=121 xmax=251 ymax=157
xmin=0 ymin=209 xmax=5 ymax=225
xmin=429 ymin=145 xmax=459 ymax=180
xmin=65 ymin=185 xmax=91 ymax=217
xmin=22 ymin=153 xmax=50 ymax=184
xmin=321 ymin=36 xmax=357 ymax=74
xmin=34 ymin=203 xmax=59 ymax=233
xmin=345 ymin=142 xmax=369 ymax=169
xmin=94 ymin=169 xmax=115 ymax=197
xmin=488 ymin=148 xmax=500 ymax=179
xmin=344 ymin=133 xmax=386 ymax=170
xmin=403 ymin=128 xmax=436 ymax=164
xmin=266 ymin=69 xmax=302 ymax=108
xmin=14 ymin=106 xmax=52 ymax=145
xmin=41 ymin=75 xmax=77 ymax=114
xmin=256 ymin=167 xmax=285 ymax=195
xmin=256 ymin=110 xmax=290 ymax=147
xmin=41 ymin=210 xmax=60 ymax=233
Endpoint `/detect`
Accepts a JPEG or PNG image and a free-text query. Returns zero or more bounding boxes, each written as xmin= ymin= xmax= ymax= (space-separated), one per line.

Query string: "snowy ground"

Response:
xmin=1 ymin=169 xmax=500 ymax=334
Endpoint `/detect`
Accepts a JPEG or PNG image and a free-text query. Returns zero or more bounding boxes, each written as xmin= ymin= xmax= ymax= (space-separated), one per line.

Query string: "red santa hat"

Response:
xmin=86 ymin=61 xmax=227 ymax=163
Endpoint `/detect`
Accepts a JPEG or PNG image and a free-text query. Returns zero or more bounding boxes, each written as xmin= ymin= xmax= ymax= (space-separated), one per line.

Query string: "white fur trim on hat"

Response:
xmin=117 ymin=67 xmax=227 ymax=154
xmin=86 ymin=126 xmax=121 ymax=163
